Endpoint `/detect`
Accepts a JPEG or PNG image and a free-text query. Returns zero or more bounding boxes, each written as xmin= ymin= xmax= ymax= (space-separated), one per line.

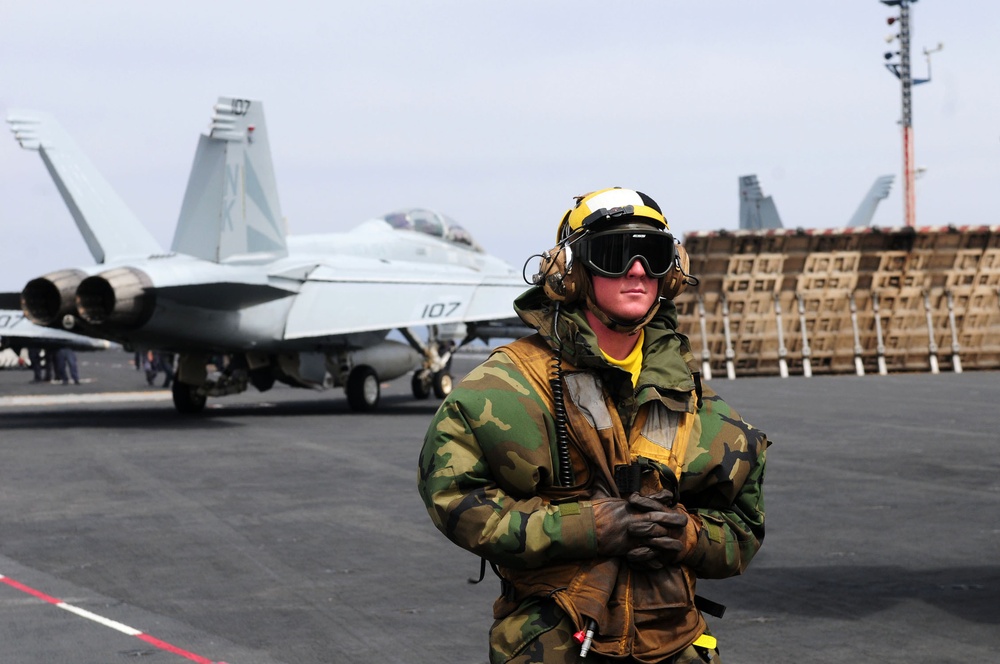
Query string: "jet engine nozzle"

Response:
xmin=21 ymin=269 xmax=88 ymax=326
xmin=76 ymin=267 xmax=155 ymax=328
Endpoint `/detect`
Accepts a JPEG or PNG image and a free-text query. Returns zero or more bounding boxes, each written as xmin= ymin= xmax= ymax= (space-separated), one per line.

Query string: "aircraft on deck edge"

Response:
xmin=6 ymin=96 xmax=528 ymax=412
xmin=738 ymin=173 xmax=895 ymax=230
xmin=0 ymin=299 xmax=116 ymax=353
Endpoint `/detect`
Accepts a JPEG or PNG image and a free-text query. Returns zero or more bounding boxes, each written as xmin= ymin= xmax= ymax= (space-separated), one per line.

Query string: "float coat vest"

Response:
xmin=491 ymin=333 xmax=705 ymax=661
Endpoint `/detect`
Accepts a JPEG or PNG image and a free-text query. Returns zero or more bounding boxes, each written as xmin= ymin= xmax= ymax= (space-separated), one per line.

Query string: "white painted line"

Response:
xmin=58 ymin=602 xmax=142 ymax=635
xmin=0 ymin=391 xmax=173 ymax=407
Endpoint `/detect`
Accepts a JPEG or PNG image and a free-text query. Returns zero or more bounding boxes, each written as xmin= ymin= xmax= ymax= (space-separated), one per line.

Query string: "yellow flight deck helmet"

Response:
xmin=537 ymin=188 xmax=693 ymax=318
xmin=557 ymin=187 xmax=670 ymax=242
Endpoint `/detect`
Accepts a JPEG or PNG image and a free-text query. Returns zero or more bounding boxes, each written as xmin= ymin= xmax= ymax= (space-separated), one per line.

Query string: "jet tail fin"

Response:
xmin=171 ymin=97 xmax=287 ymax=263
xmin=6 ymin=111 xmax=163 ymax=263
xmin=847 ymin=175 xmax=894 ymax=227
xmin=738 ymin=174 xmax=783 ymax=230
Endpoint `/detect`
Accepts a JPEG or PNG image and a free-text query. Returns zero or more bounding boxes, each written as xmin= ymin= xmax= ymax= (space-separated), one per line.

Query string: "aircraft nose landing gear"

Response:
xmin=401 ymin=325 xmax=455 ymax=403
xmin=411 ymin=368 xmax=453 ymax=400
xmin=432 ymin=370 xmax=452 ymax=398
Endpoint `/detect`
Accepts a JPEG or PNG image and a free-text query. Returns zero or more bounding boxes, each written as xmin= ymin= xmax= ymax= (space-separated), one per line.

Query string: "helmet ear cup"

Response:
xmin=659 ymin=243 xmax=693 ymax=300
xmin=537 ymin=244 xmax=587 ymax=303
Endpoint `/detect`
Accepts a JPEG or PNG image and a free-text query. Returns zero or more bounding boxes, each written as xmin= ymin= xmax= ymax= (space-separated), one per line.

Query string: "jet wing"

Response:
xmin=282 ymin=258 xmax=527 ymax=340
xmin=0 ymin=307 xmax=117 ymax=351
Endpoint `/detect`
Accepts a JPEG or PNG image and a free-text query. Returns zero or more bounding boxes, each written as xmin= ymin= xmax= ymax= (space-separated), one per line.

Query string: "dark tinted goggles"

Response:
xmin=578 ymin=229 xmax=676 ymax=278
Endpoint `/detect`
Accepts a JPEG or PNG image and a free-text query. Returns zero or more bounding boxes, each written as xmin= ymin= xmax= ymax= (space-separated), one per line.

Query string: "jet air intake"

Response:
xmin=21 ymin=269 xmax=88 ymax=327
xmin=76 ymin=267 xmax=155 ymax=328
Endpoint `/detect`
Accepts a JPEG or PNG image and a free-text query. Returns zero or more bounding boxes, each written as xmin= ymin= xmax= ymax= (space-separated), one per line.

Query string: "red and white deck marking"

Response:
xmin=0 ymin=574 xmax=226 ymax=664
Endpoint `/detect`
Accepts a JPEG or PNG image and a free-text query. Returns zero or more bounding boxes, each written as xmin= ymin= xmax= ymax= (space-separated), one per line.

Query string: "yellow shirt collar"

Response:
xmin=600 ymin=329 xmax=644 ymax=388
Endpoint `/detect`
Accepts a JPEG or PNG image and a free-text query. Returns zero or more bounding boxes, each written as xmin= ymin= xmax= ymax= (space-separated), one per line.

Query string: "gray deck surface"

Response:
xmin=0 ymin=350 xmax=996 ymax=663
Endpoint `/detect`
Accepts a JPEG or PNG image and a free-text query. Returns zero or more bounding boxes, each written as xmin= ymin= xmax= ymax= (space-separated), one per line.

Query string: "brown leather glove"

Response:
xmin=624 ymin=490 xmax=700 ymax=569
xmin=591 ymin=495 xmax=689 ymax=564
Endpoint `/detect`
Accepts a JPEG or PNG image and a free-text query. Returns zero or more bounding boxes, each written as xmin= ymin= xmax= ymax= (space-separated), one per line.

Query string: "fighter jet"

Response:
xmin=738 ymin=174 xmax=894 ymax=230
xmin=7 ymin=96 xmax=528 ymax=412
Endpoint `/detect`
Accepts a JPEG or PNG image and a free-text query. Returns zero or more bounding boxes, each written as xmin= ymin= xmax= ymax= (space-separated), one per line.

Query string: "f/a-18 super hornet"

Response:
xmin=738 ymin=173 xmax=895 ymax=230
xmin=7 ymin=96 xmax=528 ymax=412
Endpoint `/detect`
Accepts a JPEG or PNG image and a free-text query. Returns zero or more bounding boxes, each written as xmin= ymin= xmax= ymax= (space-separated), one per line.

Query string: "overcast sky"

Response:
xmin=1 ymin=1 xmax=996 ymax=291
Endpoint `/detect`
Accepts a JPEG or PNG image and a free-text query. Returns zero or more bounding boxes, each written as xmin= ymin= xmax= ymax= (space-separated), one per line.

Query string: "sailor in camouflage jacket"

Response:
xmin=418 ymin=211 xmax=769 ymax=664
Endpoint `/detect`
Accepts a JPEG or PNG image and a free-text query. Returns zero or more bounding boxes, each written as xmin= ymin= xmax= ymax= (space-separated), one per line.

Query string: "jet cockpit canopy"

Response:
xmin=382 ymin=209 xmax=483 ymax=252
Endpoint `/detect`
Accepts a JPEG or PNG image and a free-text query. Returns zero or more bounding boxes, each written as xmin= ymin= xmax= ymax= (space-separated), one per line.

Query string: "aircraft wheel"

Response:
xmin=411 ymin=372 xmax=431 ymax=400
xmin=347 ymin=366 xmax=380 ymax=411
xmin=172 ymin=381 xmax=207 ymax=414
xmin=249 ymin=367 xmax=276 ymax=392
xmin=432 ymin=371 xmax=453 ymax=399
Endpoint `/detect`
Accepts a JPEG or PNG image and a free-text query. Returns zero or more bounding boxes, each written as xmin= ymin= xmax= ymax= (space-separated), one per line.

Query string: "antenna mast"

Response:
xmin=881 ymin=0 xmax=942 ymax=227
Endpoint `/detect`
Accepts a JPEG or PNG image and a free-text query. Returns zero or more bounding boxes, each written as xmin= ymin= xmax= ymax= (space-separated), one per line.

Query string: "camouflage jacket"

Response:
xmin=418 ymin=287 xmax=769 ymax=662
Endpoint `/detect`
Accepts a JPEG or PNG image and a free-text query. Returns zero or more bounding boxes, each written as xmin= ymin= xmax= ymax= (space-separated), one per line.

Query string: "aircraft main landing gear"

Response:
xmin=346 ymin=366 xmax=380 ymax=411
xmin=172 ymin=381 xmax=207 ymax=414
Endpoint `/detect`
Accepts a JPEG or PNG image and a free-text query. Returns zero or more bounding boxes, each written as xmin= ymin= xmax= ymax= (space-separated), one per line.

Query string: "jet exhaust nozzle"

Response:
xmin=76 ymin=267 xmax=155 ymax=328
xmin=21 ymin=269 xmax=88 ymax=326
